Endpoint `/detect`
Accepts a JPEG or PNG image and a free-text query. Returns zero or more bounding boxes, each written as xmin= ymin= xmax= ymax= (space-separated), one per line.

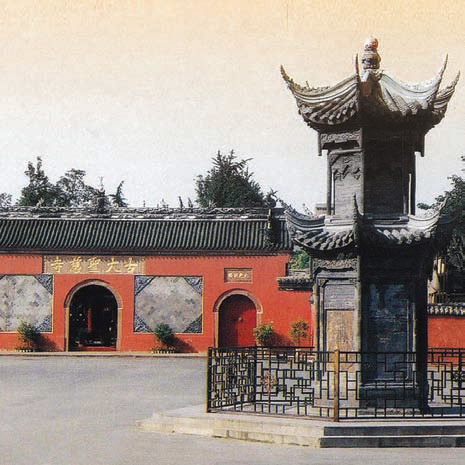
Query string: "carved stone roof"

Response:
xmin=285 ymin=206 xmax=449 ymax=253
xmin=285 ymin=209 xmax=354 ymax=252
xmin=0 ymin=207 xmax=292 ymax=253
xmin=281 ymin=41 xmax=459 ymax=132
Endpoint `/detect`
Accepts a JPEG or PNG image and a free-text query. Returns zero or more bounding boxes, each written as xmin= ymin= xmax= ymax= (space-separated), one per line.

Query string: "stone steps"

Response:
xmin=137 ymin=406 xmax=465 ymax=448
xmin=138 ymin=406 xmax=324 ymax=447
xmin=320 ymin=424 xmax=465 ymax=447
xmin=319 ymin=435 xmax=465 ymax=448
xmin=324 ymin=424 xmax=465 ymax=436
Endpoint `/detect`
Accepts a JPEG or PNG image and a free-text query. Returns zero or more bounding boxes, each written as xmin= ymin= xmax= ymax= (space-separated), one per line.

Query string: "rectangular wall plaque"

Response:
xmin=44 ymin=255 xmax=145 ymax=275
xmin=224 ymin=268 xmax=252 ymax=283
xmin=324 ymin=283 xmax=356 ymax=310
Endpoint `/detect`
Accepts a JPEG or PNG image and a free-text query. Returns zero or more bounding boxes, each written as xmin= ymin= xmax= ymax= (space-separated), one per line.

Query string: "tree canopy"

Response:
xmin=17 ymin=157 xmax=59 ymax=207
xmin=195 ymin=150 xmax=267 ymax=208
xmin=15 ymin=157 xmax=128 ymax=208
xmin=418 ymin=160 xmax=465 ymax=275
xmin=0 ymin=193 xmax=12 ymax=208
xmin=55 ymin=168 xmax=98 ymax=207
xmin=418 ymin=174 xmax=465 ymax=220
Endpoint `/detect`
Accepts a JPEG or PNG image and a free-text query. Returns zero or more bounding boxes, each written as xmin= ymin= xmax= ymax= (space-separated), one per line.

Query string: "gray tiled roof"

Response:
xmin=0 ymin=207 xmax=291 ymax=253
xmin=281 ymin=57 xmax=459 ymax=131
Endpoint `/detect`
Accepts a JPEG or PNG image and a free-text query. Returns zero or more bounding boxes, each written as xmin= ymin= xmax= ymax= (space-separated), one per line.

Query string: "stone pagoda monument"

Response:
xmin=282 ymin=39 xmax=458 ymax=390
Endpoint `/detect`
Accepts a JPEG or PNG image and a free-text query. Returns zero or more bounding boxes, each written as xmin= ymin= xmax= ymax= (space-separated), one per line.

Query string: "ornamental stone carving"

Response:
xmin=313 ymin=258 xmax=358 ymax=271
xmin=320 ymin=130 xmax=362 ymax=148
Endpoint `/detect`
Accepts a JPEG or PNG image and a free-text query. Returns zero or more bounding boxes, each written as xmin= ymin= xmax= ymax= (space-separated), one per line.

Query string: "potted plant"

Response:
xmin=152 ymin=323 xmax=175 ymax=353
xmin=16 ymin=321 xmax=41 ymax=352
xmin=289 ymin=319 xmax=309 ymax=346
xmin=253 ymin=322 xmax=273 ymax=347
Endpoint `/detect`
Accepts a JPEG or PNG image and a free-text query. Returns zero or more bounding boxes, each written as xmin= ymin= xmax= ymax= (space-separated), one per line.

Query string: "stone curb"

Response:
xmin=0 ymin=350 xmax=207 ymax=358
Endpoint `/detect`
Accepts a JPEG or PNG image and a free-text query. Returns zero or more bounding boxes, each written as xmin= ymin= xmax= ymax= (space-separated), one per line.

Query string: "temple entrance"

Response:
xmin=68 ymin=285 xmax=118 ymax=351
xmin=218 ymin=295 xmax=257 ymax=347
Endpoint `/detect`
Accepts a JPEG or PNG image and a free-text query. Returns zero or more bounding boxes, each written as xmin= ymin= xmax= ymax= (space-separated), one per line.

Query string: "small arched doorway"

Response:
xmin=218 ymin=294 xmax=257 ymax=347
xmin=68 ymin=284 xmax=118 ymax=351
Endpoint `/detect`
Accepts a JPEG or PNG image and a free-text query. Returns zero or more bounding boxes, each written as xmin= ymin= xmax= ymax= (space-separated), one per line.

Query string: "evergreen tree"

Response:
xmin=195 ymin=150 xmax=266 ymax=208
xmin=418 ymin=159 xmax=465 ymax=274
xmin=55 ymin=168 xmax=98 ymax=207
xmin=16 ymin=157 xmax=129 ymax=208
xmin=418 ymin=174 xmax=465 ymax=220
xmin=17 ymin=157 xmax=59 ymax=206
xmin=0 ymin=192 xmax=12 ymax=208
xmin=109 ymin=181 xmax=128 ymax=207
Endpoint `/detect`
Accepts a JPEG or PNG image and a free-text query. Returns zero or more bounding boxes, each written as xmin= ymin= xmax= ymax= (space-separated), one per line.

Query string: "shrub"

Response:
xmin=253 ymin=322 xmax=273 ymax=347
xmin=153 ymin=323 xmax=175 ymax=348
xmin=17 ymin=321 xmax=41 ymax=350
xmin=289 ymin=319 xmax=309 ymax=346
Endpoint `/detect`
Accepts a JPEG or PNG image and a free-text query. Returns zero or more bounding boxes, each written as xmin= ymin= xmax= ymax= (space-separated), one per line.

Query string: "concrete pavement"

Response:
xmin=2 ymin=356 xmax=465 ymax=464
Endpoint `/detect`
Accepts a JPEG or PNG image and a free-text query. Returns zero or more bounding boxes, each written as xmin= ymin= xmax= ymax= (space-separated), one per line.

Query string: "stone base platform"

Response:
xmin=137 ymin=405 xmax=465 ymax=448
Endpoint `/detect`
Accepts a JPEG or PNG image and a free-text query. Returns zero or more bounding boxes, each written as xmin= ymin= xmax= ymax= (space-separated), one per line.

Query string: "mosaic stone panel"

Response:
xmin=134 ymin=276 xmax=203 ymax=333
xmin=0 ymin=275 xmax=53 ymax=332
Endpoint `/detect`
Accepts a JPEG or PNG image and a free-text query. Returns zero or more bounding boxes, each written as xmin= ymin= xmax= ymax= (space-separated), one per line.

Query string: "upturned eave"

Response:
xmin=282 ymin=54 xmax=459 ymax=133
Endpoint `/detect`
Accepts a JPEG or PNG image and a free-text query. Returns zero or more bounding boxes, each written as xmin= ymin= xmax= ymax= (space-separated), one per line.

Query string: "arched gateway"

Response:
xmin=67 ymin=284 xmax=118 ymax=351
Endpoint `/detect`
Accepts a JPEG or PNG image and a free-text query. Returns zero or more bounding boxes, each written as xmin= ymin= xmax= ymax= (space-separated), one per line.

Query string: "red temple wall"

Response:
xmin=0 ymin=254 xmax=42 ymax=274
xmin=4 ymin=252 xmax=465 ymax=352
xmin=0 ymin=253 xmax=312 ymax=352
xmin=428 ymin=316 xmax=465 ymax=348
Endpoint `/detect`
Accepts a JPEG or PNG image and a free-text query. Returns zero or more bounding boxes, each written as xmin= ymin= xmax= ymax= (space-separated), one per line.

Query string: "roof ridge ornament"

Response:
xmin=361 ymin=37 xmax=381 ymax=71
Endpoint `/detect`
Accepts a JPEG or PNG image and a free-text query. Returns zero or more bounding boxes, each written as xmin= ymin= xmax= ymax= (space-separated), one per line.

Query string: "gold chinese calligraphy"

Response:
xmin=44 ymin=255 xmax=145 ymax=275
xmin=224 ymin=269 xmax=252 ymax=283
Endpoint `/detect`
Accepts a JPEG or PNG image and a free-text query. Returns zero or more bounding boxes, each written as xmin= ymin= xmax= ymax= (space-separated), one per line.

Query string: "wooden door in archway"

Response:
xmin=218 ymin=295 xmax=256 ymax=347
xmin=69 ymin=284 xmax=118 ymax=351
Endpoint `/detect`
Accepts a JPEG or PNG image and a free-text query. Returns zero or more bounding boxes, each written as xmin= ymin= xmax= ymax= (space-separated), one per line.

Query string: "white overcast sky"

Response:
xmin=0 ymin=0 xmax=464 ymax=210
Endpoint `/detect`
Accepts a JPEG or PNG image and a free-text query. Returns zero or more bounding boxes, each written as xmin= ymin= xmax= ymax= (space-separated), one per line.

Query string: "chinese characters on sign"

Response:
xmin=224 ymin=269 xmax=252 ymax=283
xmin=44 ymin=255 xmax=145 ymax=275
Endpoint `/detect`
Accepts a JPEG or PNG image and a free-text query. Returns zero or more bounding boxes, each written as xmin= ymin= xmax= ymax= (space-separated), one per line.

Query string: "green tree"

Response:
xmin=0 ymin=192 xmax=12 ymax=208
xmin=16 ymin=157 xmax=129 ymax=208
xmin=55 ymin=168 xmax=98 ymax=207
xmin=418 ymin=174 xmax=465 ymax=220
xmin=195 ymin=150 xmax=267 ymax=208
xmin=418 ymin=160 xmax=465 ymax=275
xmin=289 ymin=248 xmax=310 ymax=270
xmin=17 ymin=157 xmax=59 ymax=206
xmin=109 ymin=181 xmax=128 ymax=207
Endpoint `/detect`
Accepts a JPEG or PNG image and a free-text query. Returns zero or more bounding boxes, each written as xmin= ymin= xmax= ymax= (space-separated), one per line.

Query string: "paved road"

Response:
xmin=1 ymin=356 xmax=465 ymax=465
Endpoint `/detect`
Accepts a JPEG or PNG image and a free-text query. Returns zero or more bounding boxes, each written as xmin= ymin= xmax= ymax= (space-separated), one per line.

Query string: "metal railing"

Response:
xmin=207 ymin=347 xmax=465 ymax=421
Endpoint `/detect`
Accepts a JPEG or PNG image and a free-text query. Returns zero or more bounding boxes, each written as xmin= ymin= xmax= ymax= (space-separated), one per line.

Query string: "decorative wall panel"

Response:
xmin=0 ymin=275 xmax=53 ymax=332
xmin=134 ymin=276 xmax=203 ymax=333
xmin=324 ymin=282 xmax=356 ymax=309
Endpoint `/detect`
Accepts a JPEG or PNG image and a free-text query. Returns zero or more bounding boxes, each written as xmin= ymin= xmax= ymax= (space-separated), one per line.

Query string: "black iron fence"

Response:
xmin=207 ymin=347 xmax=465 ymax=420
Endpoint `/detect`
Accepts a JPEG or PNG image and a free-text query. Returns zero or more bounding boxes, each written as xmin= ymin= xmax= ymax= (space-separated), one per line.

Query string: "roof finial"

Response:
xmin=361 ymin=37 xmax=380 ymax=71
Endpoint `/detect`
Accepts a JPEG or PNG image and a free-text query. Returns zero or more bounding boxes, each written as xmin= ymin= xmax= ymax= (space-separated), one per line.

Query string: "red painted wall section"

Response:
xmin=0 ymin=253 xmax=312 ymax=352
xmin=0 ymin=254 xmax=42 ymax=274
xmin=141 ymin=254 xmax=312 ymax=352
xmin=429 ymin=316 xmax=465 ymax=348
